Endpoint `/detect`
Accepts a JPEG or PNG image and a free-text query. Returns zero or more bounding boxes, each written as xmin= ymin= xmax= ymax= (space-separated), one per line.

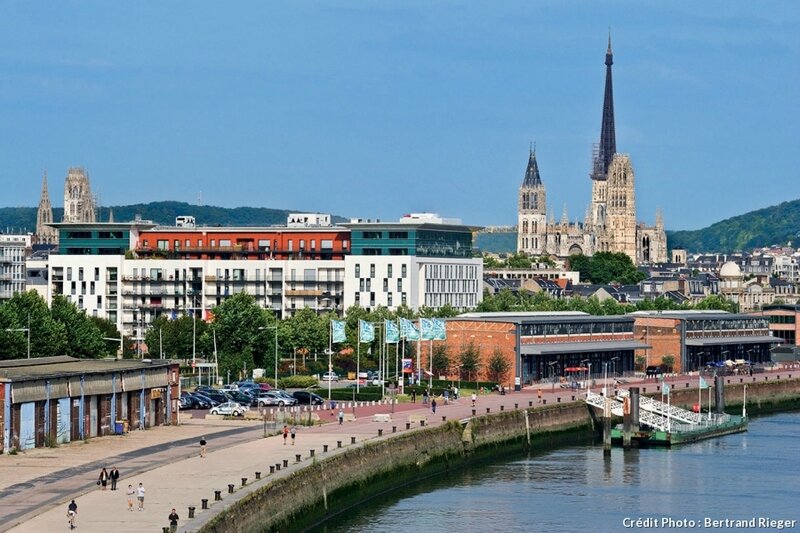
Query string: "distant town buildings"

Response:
xmin=516 ymin=37 xmax=667 ymax=265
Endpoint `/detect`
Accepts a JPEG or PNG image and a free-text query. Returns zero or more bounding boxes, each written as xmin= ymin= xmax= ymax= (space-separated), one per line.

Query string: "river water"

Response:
xmin=320 ymin=412 xmax=800 ymax=532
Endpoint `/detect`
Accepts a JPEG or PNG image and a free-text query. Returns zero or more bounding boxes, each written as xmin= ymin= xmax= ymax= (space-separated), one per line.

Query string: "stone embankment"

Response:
xmin=198 ymin=376 xmax=800 ymax=533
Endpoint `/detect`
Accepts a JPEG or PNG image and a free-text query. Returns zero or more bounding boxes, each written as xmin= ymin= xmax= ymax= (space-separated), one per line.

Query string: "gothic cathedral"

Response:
xmin=517 ymin=37 xmax=667 ymax=265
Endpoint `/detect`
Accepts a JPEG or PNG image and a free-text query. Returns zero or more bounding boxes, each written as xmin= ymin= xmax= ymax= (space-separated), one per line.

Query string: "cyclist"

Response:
xmin=67 ymin=500 xmax=78 ymax=529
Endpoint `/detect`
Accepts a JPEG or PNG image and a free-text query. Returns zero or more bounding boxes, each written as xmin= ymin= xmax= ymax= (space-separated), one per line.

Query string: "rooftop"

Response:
xmin=0 ymin=356 xmax=175 ymax=381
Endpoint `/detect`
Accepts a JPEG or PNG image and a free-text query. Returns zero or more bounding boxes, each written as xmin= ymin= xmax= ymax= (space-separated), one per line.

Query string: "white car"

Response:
xmin=210 ymin=401 xmax=247 ymax=417
xmin=322 ymin=372 xmax=339 ymax=382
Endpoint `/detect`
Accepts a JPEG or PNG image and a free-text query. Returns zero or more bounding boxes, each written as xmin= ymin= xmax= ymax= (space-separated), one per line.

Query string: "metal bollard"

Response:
xmin=295 ymin=454 xmax=301 ymax=463
xmin=515 ymin=403 xmax=518 ymax=409
xmin=392 ymin=426 xmax=397 ymax=433
xmin=529 ymin=400 xmax=533 ymax=407
xmin=283 ymin=459 xmax=289 ymax=467
xmin=214 ymin=490 xmax=222 ymax=501
xmin=406 ymin=422 xmax=411 ymax=430
xmin=500 ymin=405 xmax=504 ymax=411
xmin=201 ymin=498 xmax=208 ymax=510
xmin=337 ymin=440 xmax=342 ymax=448
xmin=557 ymin=397 xmax=561 ymax=403
xmin=420 ymin=420 xmax=425 ymax=427
xmin=543 ymin=399 xmax=546 ymax=405
xmin=486 ymin=407 xmax=491 ymax=413
xmin=323 ymin=444 xmax=328 ymax=452
xmin=310 ymin=449 xmax=315 ymax=457
xmin=472 ymin=409 xmax=476 ymax=416
xmin=351 ymin=436 xmax=356 ymax=444
xmin=228 ymin=484 xmax=235 ymax=494
xmin=442 ymin=415 xmax=446 ymax=422
xmin=378 ymin=429 xmax=383 ymax=436
xmin=255 ymin=471 xmax=261 ymax=480
xmin=188 ymin=506 xmax=196 ymax=519
xmin=571 ymin=396 xmax=575 ymax=401
xmin=275 ymin=463 xmax=281 ymax=471
xmin=269 ymin=465 xmax=275 ymax=474
xmin=241 ymin=478 xmax=247 ymax=487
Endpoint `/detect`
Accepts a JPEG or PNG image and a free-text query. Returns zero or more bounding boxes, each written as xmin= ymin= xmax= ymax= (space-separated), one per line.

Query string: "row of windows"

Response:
xmin=147 ymin=238 xmax=343 ymax=252
xmin=354 ymin=263 xmax=408 ymax=279
xmin=684 ymin=318 xmax=769 ymax=331
xmin=354 ymin=291 xmax=407 ymax=308
xmin=424 ymin=263 xmax=478 ymax=280
xmin=424 ymin=279 xmax=479 ymax=293
xmin=424 ymin=293 xmax=476 ymax=309
xmin=520 ymin=321 xmax=634 ymax=336
xmin=769 ymin=315 xmax=796 ymax=324
xmin=358 ymin=278 xmax=404 ymax=293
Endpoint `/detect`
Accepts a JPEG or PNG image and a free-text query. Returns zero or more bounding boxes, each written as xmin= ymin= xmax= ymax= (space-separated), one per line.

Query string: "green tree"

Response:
xmin=458 ymin=340 xmax=481 ymax=384
xmin=483 ymin=254 xmax=503 ymax=268
xmin=694 ymin=294 xmax=738 ymax=313
xmin=0 ymin=291 xmax=67 ymax=359
xmin=506 ymin=252 xmax=533 ymax=269
xmin=487 ymin=347 xmax=511 ymax=384
xmin=431 ymin=344 xmax=450 ymax=377
xmin=51 ymin=295 xmax=108 ymax=358
xmin=212 ymin=292 xmax=272 ymax=378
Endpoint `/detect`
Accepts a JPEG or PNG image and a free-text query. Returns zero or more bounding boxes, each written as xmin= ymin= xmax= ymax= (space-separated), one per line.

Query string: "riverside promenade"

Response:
xmin=3 ymin=369 xmax=796 ymax=533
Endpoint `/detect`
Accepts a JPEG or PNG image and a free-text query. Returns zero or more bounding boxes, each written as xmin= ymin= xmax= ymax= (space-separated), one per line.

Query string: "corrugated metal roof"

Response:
xmin=0 ymin=356 xmax=175 ymax=381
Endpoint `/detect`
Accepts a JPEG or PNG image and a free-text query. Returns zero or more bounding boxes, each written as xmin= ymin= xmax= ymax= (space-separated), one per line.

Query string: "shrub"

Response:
xmin=278 ymin=375 xmax=318 ymax=389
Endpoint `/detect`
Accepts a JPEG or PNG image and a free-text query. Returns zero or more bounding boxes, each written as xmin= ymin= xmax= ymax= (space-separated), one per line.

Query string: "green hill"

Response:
xmin=0 ymin=201 xmax=346 ymax=231
xmin=666 ymin=199 xmax=800 ymax=253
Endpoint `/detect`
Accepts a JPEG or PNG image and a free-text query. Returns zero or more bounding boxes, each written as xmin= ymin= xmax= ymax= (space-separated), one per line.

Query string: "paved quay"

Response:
xmin=4 ymin=369 xmax=793 ymax=533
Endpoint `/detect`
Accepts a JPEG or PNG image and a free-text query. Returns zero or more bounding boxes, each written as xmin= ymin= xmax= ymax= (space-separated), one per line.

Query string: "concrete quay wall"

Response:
xmin=200 ymin=403 xmax=593 ymax=533
xmin=199 ymin=378 xmax=800 ymax=533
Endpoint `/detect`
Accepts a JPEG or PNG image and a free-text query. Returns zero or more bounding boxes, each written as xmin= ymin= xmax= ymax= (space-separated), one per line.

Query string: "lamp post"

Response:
xmin=603 ymin=361 xmax=608 ymax=397
xmin=611 ymin=356 xmax=620 ymax=380
xmin=548 ymin=361 xmax=557 ymax=391
xmin=259 ymin=325 xmax=279 ymax=387
xmin=580 ymin=359 xmax=589 ymax=390
xmin=4 ymin=327 xmax=30 ymax=359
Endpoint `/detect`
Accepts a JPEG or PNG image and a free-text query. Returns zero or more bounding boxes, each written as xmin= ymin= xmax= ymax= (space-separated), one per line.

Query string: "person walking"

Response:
xmin=168 ymin=508 xmax=180 ymax=533
xmin=290 ymin=425 xmax=297 ymax=445
xmin=537 ymin=389 xmax=543 ymax=404
xmin=471 ymin=392 xmax=477 ymax=407
xmin=126 ymin=484 xmax=135 ymax=511
xmin=136 ymin=482 xmax=146 ymax=511
xmin=199 ymin=436 xmax=207 ymax=458
xmin=422 ymin=389 xmax=429 ymax=405
xmin=411 ymin=390 xmax=416 ymax=403
xmin=110 ymin=466 xmax=120 ymax=491
xmin=453 ymin=386 xmax=459 ymax=400
xmin=98 ymin=467 xmax=109 ymax=490
xmin=283 ymin=425 xmax=289 ymax=445
xmin=338 ymin=408 xmax=344 ymax=425
xmin=431 ymin=398 xmax=437 ymax=414
xmin=67 ymin=500 xmax=77 ymax=530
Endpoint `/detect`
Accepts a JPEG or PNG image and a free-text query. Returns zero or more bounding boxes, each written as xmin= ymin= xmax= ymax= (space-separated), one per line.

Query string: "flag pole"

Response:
xmin=357 ymin=321 xmax=361 ymax=394
xmin=328 ymin=320 xmax=333 ymax=402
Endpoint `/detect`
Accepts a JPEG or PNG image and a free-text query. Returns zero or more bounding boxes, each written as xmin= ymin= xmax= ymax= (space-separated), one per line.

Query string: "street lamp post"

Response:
xmin=548 ymin=361 xmax=557 ymax=391
xmin=611 ymin=356 xmax=620 ymax=380
xmin=581 ymin=359 xmax=589 ymax=390
xmin=259 ymin=325 xmax=279 ymax=387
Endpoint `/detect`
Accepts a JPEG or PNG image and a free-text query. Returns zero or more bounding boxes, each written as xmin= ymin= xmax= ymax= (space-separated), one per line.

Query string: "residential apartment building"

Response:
xmin=0 ymin=233 xmax=31 ymax=301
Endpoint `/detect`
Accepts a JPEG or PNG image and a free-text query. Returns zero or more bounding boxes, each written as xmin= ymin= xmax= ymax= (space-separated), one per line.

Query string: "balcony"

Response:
xmin=285 ymin=289 xmax=323 ymax=297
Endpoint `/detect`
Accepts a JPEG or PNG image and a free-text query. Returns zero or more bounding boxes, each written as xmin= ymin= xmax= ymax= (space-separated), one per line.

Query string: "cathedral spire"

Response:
xmin=522 ymin=145 xmax=542 ymax=187
xmin=593 ymin=32 xmax=617 ymax=180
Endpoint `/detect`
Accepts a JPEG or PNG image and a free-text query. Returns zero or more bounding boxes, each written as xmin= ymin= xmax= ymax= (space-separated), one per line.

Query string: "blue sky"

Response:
xmin=1 ymin=1 xmax=798 ymax=230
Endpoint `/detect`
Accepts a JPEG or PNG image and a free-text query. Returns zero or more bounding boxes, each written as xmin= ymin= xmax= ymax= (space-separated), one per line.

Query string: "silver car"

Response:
xmin=209 ymin=401 xmax=247 ymax=417
xmin=257 ymin=391 xmax=298 ymax=407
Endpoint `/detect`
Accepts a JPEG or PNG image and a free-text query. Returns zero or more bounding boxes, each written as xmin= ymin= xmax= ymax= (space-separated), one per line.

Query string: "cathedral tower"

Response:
xmin=63 ymin=167 xmax=96 ymax=223
xmin=517 ymin=147 xmax=548 ymax=255
xmin=35 ymin=171 xmax=58 ymax=244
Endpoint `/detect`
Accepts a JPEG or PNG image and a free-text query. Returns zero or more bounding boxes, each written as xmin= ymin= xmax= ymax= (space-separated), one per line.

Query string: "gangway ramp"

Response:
xmin=615 ymin=389 xmax=704 ymax=425
xmin=584 ymin=391 xmax=670 ymax=432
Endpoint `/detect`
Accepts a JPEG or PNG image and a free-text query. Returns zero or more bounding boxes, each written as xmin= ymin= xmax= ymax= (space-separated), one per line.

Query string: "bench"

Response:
xmin=373 ymin=413 xmax=392 ymax=423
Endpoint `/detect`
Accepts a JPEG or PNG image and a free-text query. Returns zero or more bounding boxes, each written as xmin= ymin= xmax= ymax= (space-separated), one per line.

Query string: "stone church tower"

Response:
xmin=35 ymin=171 xmax=59 ymax=244
xmin=62 ymin=167 xmax=96 ymax=223
xmin=516 ymin=35 xmax=668 ymax=265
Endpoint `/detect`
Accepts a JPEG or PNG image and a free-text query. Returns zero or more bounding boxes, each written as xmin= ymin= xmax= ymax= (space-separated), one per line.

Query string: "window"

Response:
xmin=94 ymin=267 xmax=100 ymax=281
xmin=78 ymin=268 xmax=84 ymax=281
xmin=355 ymin=292 xmax=360 ymax=304
xmin=387 ymin=264 xmax=393 ymax=278
xmin=355 ymin=264 xmax=361 ymax=278
xmin=383 ymin=278 xmax=388 ymax=291
xmin=157 ymin=240 xmax=168 ymax=250
xmin=321 ymin=239 xmax=333 ymax=250
xmin=300 ymin=240 xmax=306 ymax=250
xmin=360 ymin=279 xmax=365 ymax=291
xmin=185 ymin=239 xmax=191 ymax=247
xmin=363 ymin=231 xmax=382 ymax=239
xmin=401 ymin=264 xmax=407 ymax=278
xmin=174 ymin=240 xmax=180 ymax=249
xmin=388 ymin=231 xmax=408 ymax=239
xmin=366 ymin=279 xmax=371 ymax=291
xmin=397 ymin=278 xmax=403 ymax=291
xmin=67 ymin=267 xmax=72 ymax=281
xmin=288 ymin=240 xmax=294 ymax=252
xmin=370 ymin=264 xmax=375 ymax=278
xmin=401 ymin=292 xmax=407 ymax=306
xmin=388 ymin=293 xmax=393 ymax=307
xmin=311 ymin=239 xmax=316 ymax=251
xmin=198 ymin=239 xmax=203 ymax=247
xmin=220 ymin=239 xmax=231 ymax=247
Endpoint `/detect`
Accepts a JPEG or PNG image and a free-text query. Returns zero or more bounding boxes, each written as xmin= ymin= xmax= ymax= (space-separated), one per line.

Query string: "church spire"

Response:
xmin=522 ymin=144 xmax=542 ymax=187
xmin=593 ymin=31 xmax=617 ymax=180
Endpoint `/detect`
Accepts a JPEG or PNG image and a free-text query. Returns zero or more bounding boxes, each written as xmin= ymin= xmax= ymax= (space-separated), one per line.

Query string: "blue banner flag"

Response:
xmin=400 ymin=318 xmax=420 ymax=341
xmin=420 ymin=318 xmax=435 ymax=341
xmin=385 ymin=320 xmax=400 ymax=343
xmin=358 ymin=319 xmax=375 ymax=343
xmin=663 ymin=383 xmax=670 ymax=395
xmin=432 ymin=319 xmax=447 ymax=340
xmin=699 ymin=376 xmax=709 ymax=390
xmin=331 ymin=320 xmax=347 ymax=344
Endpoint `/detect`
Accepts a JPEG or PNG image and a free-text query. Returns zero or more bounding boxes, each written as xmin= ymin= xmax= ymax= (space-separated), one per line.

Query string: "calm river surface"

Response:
xmin=320 ymin=412 xmax=800 ymax=532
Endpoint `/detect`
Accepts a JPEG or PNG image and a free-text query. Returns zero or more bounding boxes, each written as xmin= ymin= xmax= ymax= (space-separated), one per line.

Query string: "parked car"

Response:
xmin=181 ymin=392 xmax=211 ymax=409
xmin=322 ymin=372 xmax=339 ymax=382
xmin=200 ymin=390 xmax=230 ymax=405
xmin=192 ymin=391 xmax=221 ymax=407
xmin=292 ymin=391 xmax=325 ymax=405
xmin=226 ymin=391 xmax=255 ymax=405
xmin=256 ymin=391 xmax=298 ymax=407
xmin=209 ymin=401 xmax=247 ymax=417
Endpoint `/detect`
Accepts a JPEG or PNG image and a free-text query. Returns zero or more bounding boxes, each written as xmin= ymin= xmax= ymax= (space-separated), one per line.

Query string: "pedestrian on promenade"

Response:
xmin=168 ymin=508 xmax=180 ymax=533
xmin=290 ymin=425 xmax=297 ymax=445
xmin=411 ymin=390 xmax=416 ymax=403
xmin=67 ymin=500 xmax=77 ymax=530
xmin=443 ymin=389 xmax=449 ymax=405
xmin=338 ymin=408 xmax=344 ymax=425
xmin=431 ymin=398 xmax=437 ymax=414
xmin=110 ymin=466 xmax=120 ymax=491
xmin=136 ymin=482 xmax=146 ymax=511
xmin=199 ymin=436 xmax=207 ymax=458
xmin=453 ymin=386 xmax=459 ymax=400
xmin=126 ymin=484 xmax=135 ymax=511
xmin=422 ymin=389 xmax=429 ymax=405
xmin=471 ymin=392 xmax=477 ymax=407
xmin=283 ymin=425 xmax=289 ymax=445
xmin=98 ymin=467 xmax=109 ymax=490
